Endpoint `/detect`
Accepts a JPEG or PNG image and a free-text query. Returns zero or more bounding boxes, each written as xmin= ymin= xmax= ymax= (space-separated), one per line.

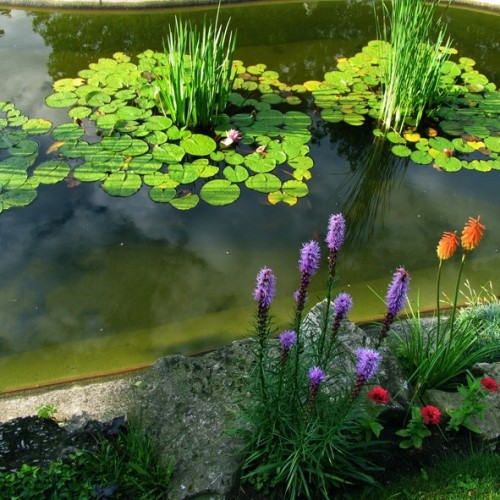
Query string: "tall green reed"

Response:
xmin=376 ymin=0 xmax=453 ymax=133
xmin=154 ymin=8 xmax=236 ymax=131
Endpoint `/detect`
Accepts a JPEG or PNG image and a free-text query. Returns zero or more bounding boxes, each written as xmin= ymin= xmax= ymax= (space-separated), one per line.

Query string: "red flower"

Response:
xmin=480 ymin=377 xmax=499 ymax=393
xmin=367 ymin=386 xmax=391 ymax=406
xmin=420 ymin=405 xmax=441 ymax=425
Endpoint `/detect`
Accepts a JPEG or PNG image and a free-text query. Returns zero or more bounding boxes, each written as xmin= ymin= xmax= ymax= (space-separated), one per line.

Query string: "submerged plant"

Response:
xmin=154 ymin=10 xmax=237 ymax=131
xmin=376 ymin=0 xmax=453 ymax=133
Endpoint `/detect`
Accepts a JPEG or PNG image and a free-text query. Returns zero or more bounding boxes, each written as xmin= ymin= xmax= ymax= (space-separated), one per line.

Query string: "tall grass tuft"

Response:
xmin=376 ymin=0 xmax=453 ymax=133
xmin=154 ymin=9 xmax=236 ymax=131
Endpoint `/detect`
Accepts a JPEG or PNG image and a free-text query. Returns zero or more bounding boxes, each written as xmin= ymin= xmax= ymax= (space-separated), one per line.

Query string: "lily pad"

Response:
xmin=200 ymin=180 xmax=240 ymax=206
xmin=102 ymin=171 xmax=142 ymax=197
xmin=434 ymin=153 xmax=462 ymax=172
xmin=244 ymin=154 xmax=277 ymax=173
xmin=52 ymin=123 xmax=85 ymax=142
xmin=22 ymin=119 xmax=52 ymax=135
xmin=410 ymin=150 xmax=433 ymax=165
xmin=33 ymin=161 xmax=70 ymax=184
xmin=153 ymin=143 xmax=185 ymax=164
xmin=282 ymin=179 xmax=309 ymax=198
xmin=8 ymin=139 xmax=38 ymax=157
xmin=101 ymin=135 xmax=133 ymax=152
xmin=170 ymin=193 xmax=199 ymax=210
xmin=180 ymin=134 xmax=216 ymax=156
xmin=149 ymin=185 xmax=177 ymax=203
xmin=45 ymin=92 xmax=78 ymax=108
xmin=245 ymin=173 xmax=281 ymax=193
xmin=0 ymin=188 xmax=37 ymax=208
xmin=168 ymin=163 xmax=201 ymax=184
xmin=223 ymin=165 xmax=249 ymax=183
xmin=391 ymin=145 xmax=412 ymax=157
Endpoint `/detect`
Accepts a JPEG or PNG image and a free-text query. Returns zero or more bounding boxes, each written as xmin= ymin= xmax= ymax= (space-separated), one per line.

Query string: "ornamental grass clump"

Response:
xmin=397 ymin=215 xmax=500 ymax=400
xmin=236 ymin=213 xmax=410 ymax=499
xmin=376 ymin=0 xmax=453 ymax=133
xmin=154 ymin=9 xmax=236 ymax=131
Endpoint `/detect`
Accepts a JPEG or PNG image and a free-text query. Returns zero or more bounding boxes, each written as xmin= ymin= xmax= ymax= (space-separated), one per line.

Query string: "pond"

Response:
xmin=0 ymin=0 xmax=499 ymax=391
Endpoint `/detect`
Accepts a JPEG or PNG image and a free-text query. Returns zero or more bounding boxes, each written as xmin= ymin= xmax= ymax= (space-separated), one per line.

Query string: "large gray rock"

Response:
xmin=302 ymin=300 xmax=411 ymax=413
xmin=424 ymin=362 xmax=500 ymax=449
xmin=132 ymin=339 xmax=254 ymax=500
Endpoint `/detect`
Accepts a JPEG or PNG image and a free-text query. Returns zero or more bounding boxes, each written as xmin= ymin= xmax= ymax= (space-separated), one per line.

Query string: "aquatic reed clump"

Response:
xmin=154 ymin=9 xmax=236 ymax=131
xmin=376 ymin=0 xmax=453 ymax=133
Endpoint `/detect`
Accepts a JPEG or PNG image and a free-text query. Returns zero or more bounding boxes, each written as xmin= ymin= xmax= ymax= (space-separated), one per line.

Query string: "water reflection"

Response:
xmin=339 ymin=137 xmax=409 ymax=244
xmin=0 ymin=2 xmax=499 ymax=389
xmin=27 ymin=1 xmax=375 ymax=82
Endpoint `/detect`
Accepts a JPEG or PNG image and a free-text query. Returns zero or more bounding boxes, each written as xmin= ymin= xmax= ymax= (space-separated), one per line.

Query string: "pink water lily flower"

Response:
xmin=220 ymin=129 xmax=242 ymax=147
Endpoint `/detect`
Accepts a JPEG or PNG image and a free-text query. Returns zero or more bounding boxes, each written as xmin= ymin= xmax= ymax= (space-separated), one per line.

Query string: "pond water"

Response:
xmin=0 ymin=1 xmax=499 ymax=391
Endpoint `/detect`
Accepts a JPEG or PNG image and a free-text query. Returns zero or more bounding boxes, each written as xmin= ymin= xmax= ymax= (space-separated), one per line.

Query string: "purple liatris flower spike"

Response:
xmin=308 ymin=366 xmax=326 ymax=386
xmin=355 ymin=348 xmax=381 ymax=382
xmin=334 ymin=292 xmax=353 ymax=318
xmin=386 ymin=267 xmax=410 ymax=316
xmin=279 ymin=330 xmax=297 ymax=352
xmin=325 ymin=213 xmax=346 ymax=252
xmin=298 ymin=240 xmax=321 ymax=276
xmin=253 ymin=267 xmax=276 ymax=308
xmin=351 ymin=348 xmax=381 ymax=401
xmin=294 ymin=240 xmax=320 ymax=317
xmin=331 ymin=292 xmax=353 ymax=338
xmin=307 ymin=366 xmax=326 ymax=407
xmin=376 ymin=267 xmax=410 ymax=348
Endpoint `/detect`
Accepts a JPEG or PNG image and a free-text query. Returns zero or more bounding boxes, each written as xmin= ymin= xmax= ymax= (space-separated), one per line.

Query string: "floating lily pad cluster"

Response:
xmin=311 ymin=41 xmax=500 ymax=172
xmin=44 ymin=51 xmax=313 ymax=209
xmin=0 ymin=101 xmax=73 ymax=213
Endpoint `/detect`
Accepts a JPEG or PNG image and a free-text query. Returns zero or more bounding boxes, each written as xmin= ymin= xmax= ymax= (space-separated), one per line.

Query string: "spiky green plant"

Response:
xmin=154 ymin=10 xmax=236 ymax=131
xmin=376 ymin=0 xmax=453 ymax=133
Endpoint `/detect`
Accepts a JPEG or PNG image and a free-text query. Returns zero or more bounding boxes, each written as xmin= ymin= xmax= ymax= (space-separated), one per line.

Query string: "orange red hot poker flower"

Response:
xmin=461 ymin=216 xmax=486 ymax=251
xmin=436 ymin=231 xmax=459 ymax=260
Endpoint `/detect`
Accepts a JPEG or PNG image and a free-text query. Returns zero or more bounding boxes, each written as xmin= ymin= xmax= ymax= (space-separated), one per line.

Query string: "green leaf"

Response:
xmin=169 ymin=193 xmax=199 ymax=210
xmin=21 ymin=119 xmax=52 ymax=135
xmin=153 ymin=143 xmax=185 ymax=163
xmin=282 ymin=179 xmax=308 ymax=198
xmin=200 ymin=180 xmax=240 ymax=206
xmin=434 ymin=153 xmax=462 ymax=172
xmin=168 ymin=163 xmax=201 ymax=184
xmin=429 ymin=137 xmax=454 ymax=151
xmin=245 ymin=173 xmax=281 ymax=193
xmin=244 ymin=154 xmax=276 ymax=173
xmin=484 ymin=136 xmax=500 ymax=153
xmin=45 ymin=92 xmax=78 ymax=108
xmin=73 ymin=163 xmax=108 ymax=182
xmin=33 ymin=161 xmax=70 ymax=184
xmin=0 ymin=188 xmax=37 ymax=208
xmin=52 ymin=123 xmax=85 ymax=142
xmin=102 ymin=171 xmax=142 ymax=197
xmin=8 ymin=139 xmax=38 ymax=157
xmin=149 ymin=185 xmax=177 ymax=203
xmin=101 ymin=134 xmax=133 ymax=152
xmin=180 ymin=134 xmax=216 ymax=156
xmin=410 ymin=150 xmax=433 ymax=165
xmin=223 ymin=165 xmax=249 ymax=183
xmin=391 ymin=145 xmax=412 ymax=157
